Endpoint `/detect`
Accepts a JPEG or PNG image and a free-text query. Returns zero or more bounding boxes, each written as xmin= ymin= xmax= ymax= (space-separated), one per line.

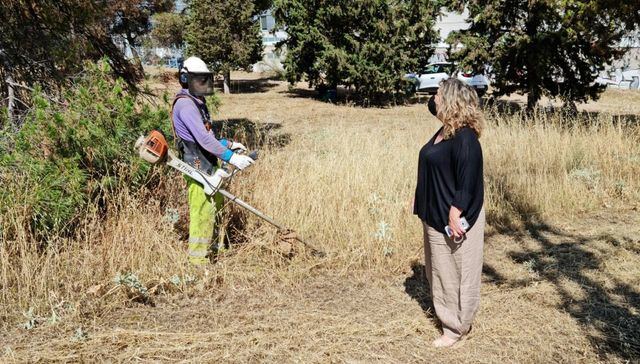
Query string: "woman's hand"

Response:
xmin=448 ymin=206 xmax=465 ymax=238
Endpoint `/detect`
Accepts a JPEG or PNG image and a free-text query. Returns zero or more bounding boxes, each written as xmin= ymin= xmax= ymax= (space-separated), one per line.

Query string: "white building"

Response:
xmin=253 ymin=10 xmax=288 ymax=73
xmin=433 ymin=10 xmax=639 ymax=72
xmin=430 ymin=10 xmax=470 ymax=63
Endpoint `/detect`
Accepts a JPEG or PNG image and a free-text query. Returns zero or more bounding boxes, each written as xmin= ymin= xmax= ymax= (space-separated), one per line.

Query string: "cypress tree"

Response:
xmin=185 ymin=0 xmax=264 ymax=93
xmin=273 ymin=0 xmax=440 ymax=105
xmin=447 ymin=0 xmax=640 ymax=111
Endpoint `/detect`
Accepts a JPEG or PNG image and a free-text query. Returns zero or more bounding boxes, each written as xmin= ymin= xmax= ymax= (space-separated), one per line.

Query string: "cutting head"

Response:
xmin=135 ymin=130 xmax=168 ymax=164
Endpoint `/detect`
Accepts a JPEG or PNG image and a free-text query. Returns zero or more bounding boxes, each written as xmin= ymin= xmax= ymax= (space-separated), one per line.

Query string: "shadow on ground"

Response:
xmin=210 ymin=118 xmax=291 ymax=151
xmin=502 ymin=220 xmax=640 ymax=360
xmin=407 ymin=171 xmax=640 ymax=360
xmin=482 ymin=173 xmax=640 ymax=360
xmin=403 ymin=262 xmax=442 ymax=333
xmin=403 ymin=262 xmax=434 ymax=315
xmin=282 ymin=86 xmax=362 ymax=105
xmin=281 ymin=86 xmax=418 ymax=108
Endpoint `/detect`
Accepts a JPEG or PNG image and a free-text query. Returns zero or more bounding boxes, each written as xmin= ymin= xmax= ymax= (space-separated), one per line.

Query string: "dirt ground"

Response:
xmin=1 ymin=73 xmax=639 ymax=363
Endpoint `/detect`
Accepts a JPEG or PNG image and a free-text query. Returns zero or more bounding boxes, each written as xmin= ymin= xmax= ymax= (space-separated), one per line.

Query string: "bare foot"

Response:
xmin=432 ymin=335 xmax=459 ymax=348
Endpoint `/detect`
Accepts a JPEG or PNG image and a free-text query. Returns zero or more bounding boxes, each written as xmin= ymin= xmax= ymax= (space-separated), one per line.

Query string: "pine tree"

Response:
xmin=110 ymin=0 xmax=174 ymax=73
xmin=184 ymin=0 xmax=264 ymax=93
xmin=447 ymin=0 xmax=640 ymax=111
xmin=151 ymin=12 xmax=187 ymax=50
xmin=0 ymin=0 xmax=172 ymax=119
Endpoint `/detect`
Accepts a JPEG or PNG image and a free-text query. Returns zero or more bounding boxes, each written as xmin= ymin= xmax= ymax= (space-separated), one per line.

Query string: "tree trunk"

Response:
xmin=126 ymin=34 xmax=144 ymax=76
xmin=526 ymin=86 xmax=540 ymax=113
xmin=1 ymin=51 xmax=15 ymax=123
xmin=223 ymin=69 xmax=231 ymax=94
xmin=563 ymin=100 xmax=578 ymax=116
xmin=525 ymin=3 xmax=541 ymax=114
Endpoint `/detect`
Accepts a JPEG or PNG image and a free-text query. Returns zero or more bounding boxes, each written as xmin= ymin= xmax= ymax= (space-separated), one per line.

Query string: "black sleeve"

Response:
xmin=413 ymin=150 xmax=424 ymax=215
xmin=451 ymin=130 xmax=483 ymax=212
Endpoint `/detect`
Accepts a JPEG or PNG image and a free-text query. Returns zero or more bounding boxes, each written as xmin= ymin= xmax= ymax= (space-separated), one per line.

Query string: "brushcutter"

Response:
xmin=134 ymin=130 xmax=325 ymax=257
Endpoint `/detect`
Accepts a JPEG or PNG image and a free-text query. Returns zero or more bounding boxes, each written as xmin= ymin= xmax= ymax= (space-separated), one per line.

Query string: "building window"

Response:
xmin=260 ymin=14 xmax=276 ymax=31
xmin=260 ymin=15 xmax=269 ymax=31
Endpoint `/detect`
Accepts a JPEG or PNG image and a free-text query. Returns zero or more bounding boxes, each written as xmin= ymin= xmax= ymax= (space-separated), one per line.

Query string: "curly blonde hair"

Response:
xmin=437 ymin=78 xmax=484 ymax=139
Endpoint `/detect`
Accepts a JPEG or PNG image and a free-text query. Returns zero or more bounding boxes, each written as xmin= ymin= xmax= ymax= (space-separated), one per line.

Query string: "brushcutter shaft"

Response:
xmin=217 ymin=188 xmax=325 ymax=256
xmin=217 ymin=189 xmax=284 ymax=230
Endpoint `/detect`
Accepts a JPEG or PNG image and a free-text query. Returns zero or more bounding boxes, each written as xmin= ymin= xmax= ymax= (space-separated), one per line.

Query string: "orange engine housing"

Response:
xmin=137 ymin=130 xmax=169 ymax=164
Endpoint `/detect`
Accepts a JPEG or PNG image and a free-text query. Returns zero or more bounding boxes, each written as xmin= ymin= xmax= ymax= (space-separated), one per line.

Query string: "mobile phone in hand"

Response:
xmin=445 ymin=217 xmax=470 ymax=238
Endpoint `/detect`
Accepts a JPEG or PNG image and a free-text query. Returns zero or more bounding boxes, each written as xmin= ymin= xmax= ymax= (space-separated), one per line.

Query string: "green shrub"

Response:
xmin=0 ymin=60 xmax=172 ymax=240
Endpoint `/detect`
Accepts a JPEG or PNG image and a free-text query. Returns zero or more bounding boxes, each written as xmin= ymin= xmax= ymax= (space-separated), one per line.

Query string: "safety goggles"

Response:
xmin=188 ymin=72 xmax=214 ymax=96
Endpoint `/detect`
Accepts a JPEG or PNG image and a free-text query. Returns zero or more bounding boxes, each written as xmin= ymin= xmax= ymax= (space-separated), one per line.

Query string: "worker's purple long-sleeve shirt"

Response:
xmin=172 ymin=89 xmax=233 ymax=161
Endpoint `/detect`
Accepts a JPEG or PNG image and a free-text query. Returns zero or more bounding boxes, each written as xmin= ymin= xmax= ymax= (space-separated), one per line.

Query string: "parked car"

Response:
xmin=595 ymin=68 xmax=640 ymax=90
xmin=403 ymin=62 xmax=490 ymax=96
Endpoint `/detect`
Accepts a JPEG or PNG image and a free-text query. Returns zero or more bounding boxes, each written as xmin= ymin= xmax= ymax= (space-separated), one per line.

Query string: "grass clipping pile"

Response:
xmin=1 ymin=81 xmax=640 ymax=362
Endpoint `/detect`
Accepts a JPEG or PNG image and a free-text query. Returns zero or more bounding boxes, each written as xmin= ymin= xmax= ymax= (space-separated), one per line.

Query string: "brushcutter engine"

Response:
xmin=135 ymin=130 xmax=229 ymax=195
xmin=135 ymin=130 xmax=168 ymax=165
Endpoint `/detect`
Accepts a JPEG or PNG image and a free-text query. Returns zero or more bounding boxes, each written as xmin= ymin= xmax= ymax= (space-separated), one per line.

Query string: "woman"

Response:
xmin=414 ymin=78 xmax=485 ymax=348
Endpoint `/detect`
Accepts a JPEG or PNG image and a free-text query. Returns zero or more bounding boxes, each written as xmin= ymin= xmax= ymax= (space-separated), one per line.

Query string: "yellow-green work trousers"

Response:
xmin=186 ymin=176 xmax=223 ymax=265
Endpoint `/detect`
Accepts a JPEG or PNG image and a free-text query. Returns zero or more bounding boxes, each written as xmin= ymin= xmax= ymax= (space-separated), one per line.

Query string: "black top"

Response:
xmin=413 ymin=126 xmax=484 ymax=234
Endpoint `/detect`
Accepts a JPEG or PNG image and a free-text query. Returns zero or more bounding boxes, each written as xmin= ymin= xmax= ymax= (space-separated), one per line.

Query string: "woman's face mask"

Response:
xmin=428 ymin=95 xmax=437 ymax=116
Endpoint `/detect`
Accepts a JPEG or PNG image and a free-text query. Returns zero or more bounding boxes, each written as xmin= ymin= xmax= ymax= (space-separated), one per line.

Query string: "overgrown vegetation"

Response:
xmin=0 ymin=60 xmax=171 ymax=240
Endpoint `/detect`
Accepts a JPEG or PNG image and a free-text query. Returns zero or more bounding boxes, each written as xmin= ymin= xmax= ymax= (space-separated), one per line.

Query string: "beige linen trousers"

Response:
xmin=422 ymin=208 xmax=485 ymax=339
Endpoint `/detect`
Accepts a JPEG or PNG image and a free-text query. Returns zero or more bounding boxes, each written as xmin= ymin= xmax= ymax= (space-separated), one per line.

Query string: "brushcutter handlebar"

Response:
xmin=247 ymin=150 xmax=259 ymax=161
xmin=223 ymin=150 xmax=259 ymax=175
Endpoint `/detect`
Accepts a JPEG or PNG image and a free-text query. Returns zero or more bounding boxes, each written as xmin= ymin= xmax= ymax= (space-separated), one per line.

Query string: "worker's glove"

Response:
xmin=229 ymin=141 xmax=248 ymax=152
xmin=229 ymin=153 xmax=255 ymax=170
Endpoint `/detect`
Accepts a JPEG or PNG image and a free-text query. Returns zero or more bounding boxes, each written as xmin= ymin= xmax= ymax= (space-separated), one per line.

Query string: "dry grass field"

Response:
xmin=1 ymin=71 xmax=639 ymax=363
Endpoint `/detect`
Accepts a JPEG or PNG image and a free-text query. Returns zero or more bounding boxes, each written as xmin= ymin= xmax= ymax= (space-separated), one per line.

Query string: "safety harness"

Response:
xmin=170 ymin=93 xmax=218 ymax=175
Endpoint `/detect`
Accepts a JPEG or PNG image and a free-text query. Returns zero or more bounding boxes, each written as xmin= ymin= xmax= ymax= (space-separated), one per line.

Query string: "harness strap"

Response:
xmin=170 ymin=94 xmax=219 ymax=175
xmin=170 ymin=94 xmax=212 ymax=149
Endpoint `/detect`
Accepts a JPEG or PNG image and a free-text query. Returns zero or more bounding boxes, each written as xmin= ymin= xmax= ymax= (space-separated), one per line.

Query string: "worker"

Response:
xmin=171 ymin=56 xmax=255 ymax=265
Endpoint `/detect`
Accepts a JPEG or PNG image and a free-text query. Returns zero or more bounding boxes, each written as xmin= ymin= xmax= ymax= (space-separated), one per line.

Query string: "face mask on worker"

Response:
xmin=186 ymin=72 xmax=214 ymax=97
xmin=428 ymin=95 xmax=438 ymax=116
xmin=180 ymin=57 xmax=215 ymax=97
